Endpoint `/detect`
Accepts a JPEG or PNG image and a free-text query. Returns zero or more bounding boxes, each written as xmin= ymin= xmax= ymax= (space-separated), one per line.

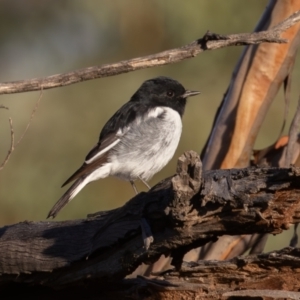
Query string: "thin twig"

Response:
xmin=0 ymin=11 xmax=299 ymax=95
xmin=0 ymin=105 xmax=8 ymax=109
xmin=0 ymin=89 xmax=43 ymax=170
xmin=15 ymin=88 xmax=43 ymax=147
xmin=0 ymin=118 xmax=14 ymax=170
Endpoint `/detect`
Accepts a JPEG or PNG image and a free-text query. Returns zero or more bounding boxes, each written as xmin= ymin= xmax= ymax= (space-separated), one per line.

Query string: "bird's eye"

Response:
xmin=167 ymin=90 xmax=174 ymax=97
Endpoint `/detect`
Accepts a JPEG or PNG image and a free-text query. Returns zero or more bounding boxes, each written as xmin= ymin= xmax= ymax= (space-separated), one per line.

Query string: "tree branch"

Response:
xmin=0 ymin=151 xmax=300 ymax=292
xmin=124 ymin=248 xmax=300 ymax=300
xmin=2 ymin=248 xmax=300 ymax=299
xmin=0 ymin=11 xmax=299 ymax=95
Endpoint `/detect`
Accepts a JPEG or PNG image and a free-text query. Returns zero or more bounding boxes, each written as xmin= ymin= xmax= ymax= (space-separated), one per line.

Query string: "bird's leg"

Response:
xmin=138 ymin=176 xmax=151 ymax=190
xmin=130 ymin=180 xmax=139 ymax=194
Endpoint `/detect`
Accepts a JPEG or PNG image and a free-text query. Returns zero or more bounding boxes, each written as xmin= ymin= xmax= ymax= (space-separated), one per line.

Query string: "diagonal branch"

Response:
xmin=0 ymin=11 xmax=300 ymax=95
xmin=1 ymin=151 xmax=300 ymax=289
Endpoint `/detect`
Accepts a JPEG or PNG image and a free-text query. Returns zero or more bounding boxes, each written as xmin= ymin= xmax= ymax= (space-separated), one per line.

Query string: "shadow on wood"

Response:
xmin=1 ymin=150 xmax=300 ymax=298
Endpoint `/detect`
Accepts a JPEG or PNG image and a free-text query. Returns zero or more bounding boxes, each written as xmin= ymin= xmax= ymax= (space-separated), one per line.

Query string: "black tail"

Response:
xmin=47 ymin=177 xmax=86 ymax=219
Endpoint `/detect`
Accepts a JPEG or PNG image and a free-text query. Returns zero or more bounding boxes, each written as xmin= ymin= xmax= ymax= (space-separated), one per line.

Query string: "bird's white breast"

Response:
xmin=109 ymin=106 xmax=182 ymax=181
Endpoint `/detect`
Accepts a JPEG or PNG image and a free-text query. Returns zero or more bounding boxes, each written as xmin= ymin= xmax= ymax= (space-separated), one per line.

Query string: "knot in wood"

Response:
xmin=170 ymin=151 xmax=202 ymax=222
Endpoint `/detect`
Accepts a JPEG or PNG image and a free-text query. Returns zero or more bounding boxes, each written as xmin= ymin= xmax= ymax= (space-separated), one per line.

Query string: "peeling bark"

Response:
xmin=202 ymin=2 xmax=300 ymax=171
xmin=124 ymin=248 xmax=300 ymax=300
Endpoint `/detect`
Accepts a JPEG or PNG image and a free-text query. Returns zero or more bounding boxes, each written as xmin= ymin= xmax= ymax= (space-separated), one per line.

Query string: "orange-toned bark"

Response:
xmin=221 ymin=1 xmax=300 ymax=168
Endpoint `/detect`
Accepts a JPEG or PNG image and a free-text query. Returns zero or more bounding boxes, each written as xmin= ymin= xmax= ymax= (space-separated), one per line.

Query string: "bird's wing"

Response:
xmin=61 ymin=133 xmax=120 ymax=187
xmin=61 ymin=101 xmax=150 ymax=187
xmin=98 ymin=100 xmax=145 ymax=139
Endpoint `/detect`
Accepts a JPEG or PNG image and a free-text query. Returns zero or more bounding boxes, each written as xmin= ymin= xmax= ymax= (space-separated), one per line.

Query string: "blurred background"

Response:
xmin=0 ymin=0 xmax=299 ymax=251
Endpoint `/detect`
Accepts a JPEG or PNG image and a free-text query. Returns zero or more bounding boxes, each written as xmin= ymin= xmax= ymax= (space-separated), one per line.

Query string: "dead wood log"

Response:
xmin=2 ymin=248 xmax=300 ymax=299
xmin=116 ymin=247 xmax=300 ymax=300
xmin=0 ymin=150 xmax=300 ymax=296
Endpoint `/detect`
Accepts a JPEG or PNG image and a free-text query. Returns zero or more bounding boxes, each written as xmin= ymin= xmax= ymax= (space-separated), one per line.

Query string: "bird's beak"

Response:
xmin=182 ymin=90 xmax=201 ymax=99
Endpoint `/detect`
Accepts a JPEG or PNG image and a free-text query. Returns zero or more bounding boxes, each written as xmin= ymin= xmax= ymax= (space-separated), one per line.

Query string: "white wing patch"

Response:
xmin=85 ymin=139 xmax=121 ymax=164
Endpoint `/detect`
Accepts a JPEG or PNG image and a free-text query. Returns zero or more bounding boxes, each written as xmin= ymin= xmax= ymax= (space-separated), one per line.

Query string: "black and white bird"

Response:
xmin=47 ymin=76 xmax=200 ymax=218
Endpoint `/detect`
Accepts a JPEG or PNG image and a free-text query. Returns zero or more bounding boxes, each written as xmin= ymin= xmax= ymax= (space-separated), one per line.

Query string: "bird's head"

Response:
xmin=132 ymin=76 xmax=200 ymax=116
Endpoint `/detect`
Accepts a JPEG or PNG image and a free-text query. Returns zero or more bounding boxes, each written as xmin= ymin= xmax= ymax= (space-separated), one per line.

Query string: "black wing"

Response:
xmin=62 ymin=100 xmax=148 ymax=187
xmin=98 ymin=100 xmax=148 ymax=140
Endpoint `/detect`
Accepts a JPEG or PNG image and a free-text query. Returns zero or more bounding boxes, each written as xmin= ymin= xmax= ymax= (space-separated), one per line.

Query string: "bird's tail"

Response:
xmin=47 ymin=176 xmax=87 ymax=219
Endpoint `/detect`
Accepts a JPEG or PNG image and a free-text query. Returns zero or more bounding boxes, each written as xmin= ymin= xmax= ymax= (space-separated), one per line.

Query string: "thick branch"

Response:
xmin=2 ymin=248 xmax=300 ymax=299
xmin=0 ymin=11 xmax=300 ymax=95
xmin=1 ymin=151 xmax=300 ymax=292
xmin=122 ymin=248 xmax=300 ymax=300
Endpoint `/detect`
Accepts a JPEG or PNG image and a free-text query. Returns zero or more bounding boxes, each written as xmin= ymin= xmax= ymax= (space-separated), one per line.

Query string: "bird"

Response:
xmin=47 ymin=76 xmax=200 ymax=218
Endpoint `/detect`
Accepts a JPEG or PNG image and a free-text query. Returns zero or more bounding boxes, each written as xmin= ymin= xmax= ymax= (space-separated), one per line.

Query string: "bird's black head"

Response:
xmin=131 ymin=76 xmax=200 ymax=117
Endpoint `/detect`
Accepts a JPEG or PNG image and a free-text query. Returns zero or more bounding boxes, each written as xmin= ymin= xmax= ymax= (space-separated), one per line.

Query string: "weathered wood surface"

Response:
xmin=3 ymin=249 xmax=300 ymax=300
xmin=1 ymin=150 xmax=300 ymax=297
xmin=119 ymin=247 xmax=300 ymax=300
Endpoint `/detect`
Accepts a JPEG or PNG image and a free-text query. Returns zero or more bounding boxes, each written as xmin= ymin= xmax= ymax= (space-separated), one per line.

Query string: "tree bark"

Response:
xmin=199 ymin=0 xmax=300 ymax=261
xmin=124 ymin=248 xmax=300 ymax=300
xmin=1 ymin=151 xmax=300 ymax=299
